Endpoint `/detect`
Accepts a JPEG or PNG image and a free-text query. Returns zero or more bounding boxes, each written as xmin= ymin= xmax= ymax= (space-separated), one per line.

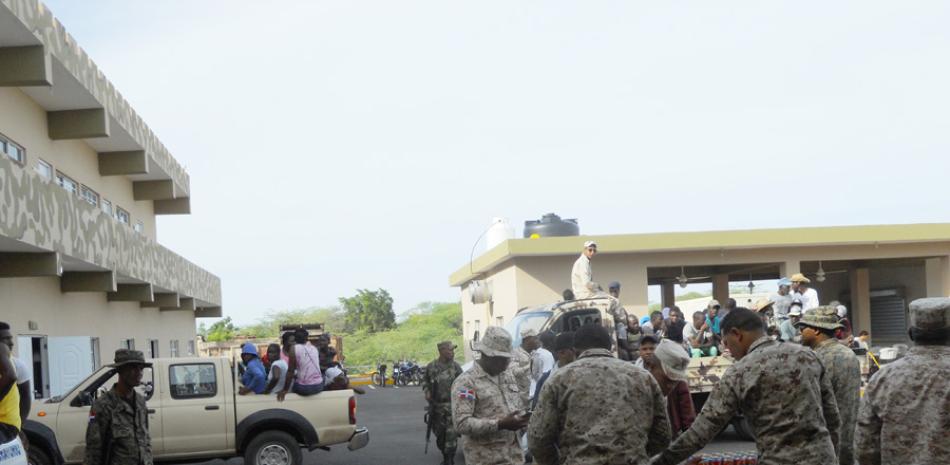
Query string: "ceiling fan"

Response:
xmin=676 ymin=266 xmax=711 ymax=288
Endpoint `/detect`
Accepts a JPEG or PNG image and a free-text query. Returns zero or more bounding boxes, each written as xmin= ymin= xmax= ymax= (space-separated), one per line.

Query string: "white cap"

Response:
xmin=325 ymin=366 xmax=344 ymax=381
xmin=583 ymin=240 xmax=597 ymax=249
xmin=520 ymin=328 xmax=538 ymax=339
xmin=836 ymin=305 xmax=847 ymax=318
xmin=654 ymin=339 xmax=690 ymax=382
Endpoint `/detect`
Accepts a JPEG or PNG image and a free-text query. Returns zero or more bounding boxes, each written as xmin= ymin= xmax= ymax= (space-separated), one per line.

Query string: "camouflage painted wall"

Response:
xmin=1 ymin=0 xmax=190 ymax=196
xmin=0 ymin=153 xmax=221 ymax=306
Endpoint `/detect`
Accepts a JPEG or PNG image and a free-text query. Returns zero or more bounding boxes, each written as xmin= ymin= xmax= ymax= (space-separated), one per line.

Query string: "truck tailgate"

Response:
xmin=234 ymin=390 xmax=357 ymax=447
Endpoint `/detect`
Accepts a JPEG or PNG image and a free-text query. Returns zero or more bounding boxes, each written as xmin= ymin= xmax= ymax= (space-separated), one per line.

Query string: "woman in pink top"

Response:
xmin=277 ymin=329 xmax=324 ymax=400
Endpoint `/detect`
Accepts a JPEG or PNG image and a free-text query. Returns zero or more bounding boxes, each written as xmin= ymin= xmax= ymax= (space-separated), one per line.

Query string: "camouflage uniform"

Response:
xmin=85 ymin=389 xmax=152 ymax=465
xmin=650 ymin=336 xmax=841 ymax=465
xmin=527 ymin=348 xmax=671 ymax=465
xmin=423 ymin=358 xmax=463 ymax=462
xmin=451 ymin=362 xmax=525 ymax=465
xmin=855 ymin=297 xmax=950 ymax=465
xmin=813 ymin=339 xmax=861 ymax=465
xmin=508 ymin=347 xmax=532 ymax=406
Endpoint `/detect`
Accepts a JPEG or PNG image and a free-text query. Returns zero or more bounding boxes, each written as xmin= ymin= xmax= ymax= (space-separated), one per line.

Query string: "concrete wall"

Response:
xmin=0 ymin=88 xmax=156 ymax=239
xmin=1 ymin=275 xmax=196 ymax=367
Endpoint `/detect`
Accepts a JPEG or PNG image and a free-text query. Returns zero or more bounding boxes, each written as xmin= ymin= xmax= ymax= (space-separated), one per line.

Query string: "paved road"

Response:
xmin=189 ymin=385 xmax=753 ymax=465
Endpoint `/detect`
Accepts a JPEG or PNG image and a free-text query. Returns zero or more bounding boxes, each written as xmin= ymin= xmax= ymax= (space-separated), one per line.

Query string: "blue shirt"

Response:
xmin=242 ymin=357 xmax=267 ymax=394
xmin=705 ymin=315 xmax=721 ymax=335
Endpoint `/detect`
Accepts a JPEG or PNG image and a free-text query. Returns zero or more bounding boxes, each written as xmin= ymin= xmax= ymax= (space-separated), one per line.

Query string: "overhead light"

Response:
xmin=816 ymin=261 xmax=826 ymax=283
xmin=677 ymin=267 xmax=689 ymax=288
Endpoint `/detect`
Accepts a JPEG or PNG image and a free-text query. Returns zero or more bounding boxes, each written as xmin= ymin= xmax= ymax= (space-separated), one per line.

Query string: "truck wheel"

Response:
xmin=244 ymin=431 xmax=302 ymax=465
xmin=28 ymin=446 xmax=53 ymax=465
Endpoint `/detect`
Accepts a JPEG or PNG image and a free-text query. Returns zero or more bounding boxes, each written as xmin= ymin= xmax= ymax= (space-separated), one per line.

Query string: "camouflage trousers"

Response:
xmin=432 ymin=403 xmax=458 ymax=455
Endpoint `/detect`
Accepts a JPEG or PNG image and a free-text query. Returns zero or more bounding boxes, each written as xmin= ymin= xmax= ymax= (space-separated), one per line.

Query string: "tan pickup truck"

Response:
xmin=21 ymin=357 xmax=368 ymax=465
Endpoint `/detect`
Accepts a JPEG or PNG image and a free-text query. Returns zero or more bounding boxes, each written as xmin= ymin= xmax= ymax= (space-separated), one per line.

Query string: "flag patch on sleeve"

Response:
xmin=88 ymin=409 xmax=96 ymax=424
xmin=457 ymin=389 xmax=475 ymax=400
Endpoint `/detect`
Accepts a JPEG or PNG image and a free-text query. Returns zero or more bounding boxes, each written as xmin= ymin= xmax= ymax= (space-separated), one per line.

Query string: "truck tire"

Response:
xmin=244 ymin=431 xmax=303 ymax=465
xmin=28 ymin=445 xmax=52 ymax=465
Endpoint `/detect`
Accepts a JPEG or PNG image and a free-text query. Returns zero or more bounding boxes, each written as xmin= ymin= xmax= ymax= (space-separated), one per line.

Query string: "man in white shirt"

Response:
xmin=571 ymin=241 xmax=601 ymax=299
xmin=531 ymin=332 xmax=556 ymax=393
xmin=791 ymin=273 xmax=820 ymax=311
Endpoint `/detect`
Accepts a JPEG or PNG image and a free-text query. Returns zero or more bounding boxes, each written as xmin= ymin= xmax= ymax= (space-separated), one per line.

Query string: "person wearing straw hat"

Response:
xmin=85 ymin=349 xmax=153 ymax=465
xmin=451 ymin=327 xmax=528 ymax=465
xmin=790 ymin=273 xmax=820 ymax=311
xmin=528 ymin=324 xmax=670 ymax=465
xmin=797 ymin=306 xmax=861 ymax=465
xmin=856 ymin=297 xmax=950 ymax=465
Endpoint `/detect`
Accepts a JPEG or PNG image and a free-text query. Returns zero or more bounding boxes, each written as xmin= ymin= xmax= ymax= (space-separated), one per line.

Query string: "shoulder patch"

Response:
xmin=457 ymin=388 xmax=475 ymax=400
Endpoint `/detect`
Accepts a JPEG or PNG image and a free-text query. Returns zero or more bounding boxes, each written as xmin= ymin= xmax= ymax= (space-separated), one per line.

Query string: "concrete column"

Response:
xmin=626 ymin=265 xmax=650 ymax=317
xmin=779 ymin=261 xmax=801 ymax=279
xmin=712 ymin=274 xmax=730 ymax=304
xmin=850 ymin=268 xmax=871 ymax=334
xmin=661 ymin=282 xmax=676 ymax=309
xmin=924 ymin=256 xmax=950 ymax=297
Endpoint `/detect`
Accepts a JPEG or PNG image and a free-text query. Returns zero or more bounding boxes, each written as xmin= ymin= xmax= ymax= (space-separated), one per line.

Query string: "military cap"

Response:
xmin=520 ymin=328 xmax=539 ymax=339
xmin=475 ymin=326 xmax=513 ymax=358
xmin=437 ymin=340 xmax=457 ymax=350
xmin=908 ymin=297 xmax=950 ymax=330
xmin=795 ymin=306 xmax=843 ymax=331
xmin=108 ymin=349 xmax=152 ymax=368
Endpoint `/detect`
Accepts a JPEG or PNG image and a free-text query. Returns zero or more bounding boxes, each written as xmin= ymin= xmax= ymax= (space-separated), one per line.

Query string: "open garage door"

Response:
xmin=48 ymin=336 xmax=94 ymax=397
xmin=869 ymin=290 xmax=908 ymax=345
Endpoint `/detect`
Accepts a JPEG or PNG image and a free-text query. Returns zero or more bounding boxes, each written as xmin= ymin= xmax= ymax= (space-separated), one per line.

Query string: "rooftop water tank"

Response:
xmin=485 ymin=217 xmax=515 ymax=251
xmin=523 ymin=213 xmax=579 ymax=238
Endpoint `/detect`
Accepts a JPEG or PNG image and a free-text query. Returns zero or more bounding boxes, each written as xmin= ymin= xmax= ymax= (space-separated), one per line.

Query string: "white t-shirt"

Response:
xmin=13 ymin=357 xmax=31 ymax=385
xmin=267 ymin=359 xmax=289 ymax=393
xmin=795 ymin=288 xmax=820 ymax=311
xmin=682 ymin=323 xmax=713 ymax=349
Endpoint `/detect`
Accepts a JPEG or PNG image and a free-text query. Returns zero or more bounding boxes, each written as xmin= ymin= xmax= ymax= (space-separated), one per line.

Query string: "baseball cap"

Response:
xmin=520 ymin=328 xmax=539 ymax=339
xmin=608 ymin=281 xmax=621 ymax=290
xmin=654 ymin=339 xmax=690 ymax=382
xmin=325 ymin=366 xmax=344 ymax=382
xmin=707 ymin=299 xmax=721 ymax=309
xmin=583 ymin=240 xmax=598 ymax=249
xmin=475 ymin=326 xmax=513 ymax=358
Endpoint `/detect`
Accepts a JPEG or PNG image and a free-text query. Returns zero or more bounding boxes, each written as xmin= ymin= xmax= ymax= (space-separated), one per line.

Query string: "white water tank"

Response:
xmin=485 ymin=217 xmax=515 ymax=251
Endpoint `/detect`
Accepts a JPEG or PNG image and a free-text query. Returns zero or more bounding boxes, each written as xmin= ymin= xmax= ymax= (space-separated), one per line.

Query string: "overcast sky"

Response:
xmin=44 ymin=1 xmax=950 ymax=325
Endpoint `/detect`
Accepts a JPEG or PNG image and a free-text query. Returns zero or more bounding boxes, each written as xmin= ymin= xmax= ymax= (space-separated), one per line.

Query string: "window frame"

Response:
xmin=101 ymin=198 xmax=113 ymax=217
xmin=169 ymin=362 xmax=218 ymax=400
xmin=35 ymin=159 xmax=53 ymax=180
xmin=115 ymin=206 xmax=131 ymax=225
xmin=134 ymin=221 xmax=145 ymax=234
xmin=169 ymin=340 xmax=179 ymax=358
xmin=80 ymin=184 xmax=100 ymax=208
xmin=148 ymin=339 xmax=159 ymax=359
xmin=55 ymin=170 xmax=79 ymax=196
xmin=0 ymin=132 xmax=26 ymax=166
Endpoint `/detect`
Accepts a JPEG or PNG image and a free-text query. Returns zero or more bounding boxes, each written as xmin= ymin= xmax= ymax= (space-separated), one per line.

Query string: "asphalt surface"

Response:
xmin=187 ymin=385 xmax=754 ymax=465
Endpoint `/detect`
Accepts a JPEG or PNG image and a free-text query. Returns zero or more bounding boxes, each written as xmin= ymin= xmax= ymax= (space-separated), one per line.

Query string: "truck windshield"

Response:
xmin=504 ymin=311 xmax=553 ymax=349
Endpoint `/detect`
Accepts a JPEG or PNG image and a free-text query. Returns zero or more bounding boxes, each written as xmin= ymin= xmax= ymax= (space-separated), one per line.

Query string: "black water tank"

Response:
xmin=523 ymin=213 xmax=580 ymax=238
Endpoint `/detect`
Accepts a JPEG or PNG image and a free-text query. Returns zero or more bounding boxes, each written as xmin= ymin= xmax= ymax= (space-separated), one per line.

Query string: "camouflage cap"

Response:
xmin=475 ymin=326 xmax=513 ymax=358
xmin=908 ymin=297 xmax=950 ymax=331
xmin=520 ymin=328 xmax=538 ymax=339
xmin=108 ymin=349 xmax=152 ymax=368
xmin=795 ymin=306 xmax=843 ymax=331
xmin=437 ymin=340 xmax=457 ymax=350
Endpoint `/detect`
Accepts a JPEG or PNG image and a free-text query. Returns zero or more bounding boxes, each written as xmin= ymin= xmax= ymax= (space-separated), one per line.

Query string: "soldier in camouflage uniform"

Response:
xmin=650 ymin=308 xmax=841 ymax=465
xmin=855 ymin=297 xmax=950 ymax=465
xmin=85 ymin=349 xmax=153 ymax=465
xmin=423 ymin=341 xmax=464 ymax=465
xmin=798 ymin=306 xmax=861 ymax=465
xmin=528 ymin=324 xmax=671 ymax=465
xmin=451 ymin=327 xmax=529 ymax=465
xmin=509 ymin=329 xmax=535 ymax=406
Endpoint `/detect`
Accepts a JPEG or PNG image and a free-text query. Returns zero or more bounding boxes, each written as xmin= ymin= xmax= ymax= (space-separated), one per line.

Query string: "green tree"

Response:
xmin=340 ymin=289 xmax=396 ymax=333
xmin=206 ymin=317 xmax=237 ymax=342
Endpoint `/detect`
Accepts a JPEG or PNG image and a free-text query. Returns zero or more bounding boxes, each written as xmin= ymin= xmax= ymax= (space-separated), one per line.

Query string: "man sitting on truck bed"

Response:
xmin=278 ymin=329 xmax=324 ymax=401
xmin=239 ymin=343 xmax=267 ymax=395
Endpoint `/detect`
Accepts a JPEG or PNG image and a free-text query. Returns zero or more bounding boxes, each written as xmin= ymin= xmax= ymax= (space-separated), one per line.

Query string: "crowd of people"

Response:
xmin=428 ymin=241 xmax=949 ymax=465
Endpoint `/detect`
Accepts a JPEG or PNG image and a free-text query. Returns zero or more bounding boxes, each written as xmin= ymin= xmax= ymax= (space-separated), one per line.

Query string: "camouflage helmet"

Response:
xmin=795 ymin=306 xmax=843 ymax=331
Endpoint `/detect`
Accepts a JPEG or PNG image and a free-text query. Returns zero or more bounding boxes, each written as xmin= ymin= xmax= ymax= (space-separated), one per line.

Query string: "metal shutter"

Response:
xmin=870 ymin=295 xmax=908 ymax=344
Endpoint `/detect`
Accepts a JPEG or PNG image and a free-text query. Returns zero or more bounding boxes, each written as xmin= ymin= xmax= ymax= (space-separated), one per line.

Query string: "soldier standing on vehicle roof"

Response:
xmin=451 ymin=327 xmax=529 ymax=465
xmin=798 ymin=306 xmax=861 ymax=465
xmin=85 ymin=349 xmax=153 ymax=465
xmin=423 ymin=341 xmax=463 ymax=465
xmin=855 ymin=297 xmax=950 ymax=465
xmin=649 ymin=308 xmax=841 ymax=465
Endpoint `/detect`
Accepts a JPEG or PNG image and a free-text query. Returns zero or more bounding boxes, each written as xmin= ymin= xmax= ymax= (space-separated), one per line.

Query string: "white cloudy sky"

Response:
xmin=44 ymin=1 xmax=950 ymax=325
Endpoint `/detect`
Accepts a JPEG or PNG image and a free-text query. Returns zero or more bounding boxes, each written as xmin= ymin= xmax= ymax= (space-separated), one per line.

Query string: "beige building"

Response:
xmin=451 ymin=223 xmax=950 ymax=358
xmin=0 ymin=0 xmax=221 ymax=398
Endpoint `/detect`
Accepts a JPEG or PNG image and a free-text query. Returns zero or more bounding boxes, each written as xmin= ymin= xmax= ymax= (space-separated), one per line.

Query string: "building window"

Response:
xmin=115 ymin=207 xmax=130 ymax=225
xmin=80 ymin=185 xmax=99 ymax=207
xmin=55 ymin=171 xmax=79 ymax=196
xmin=101 ymin=198 xmax=113 ymax=217
xmin=149 ymin=339 xmax=159 ymax=359
xmin=134 ymin=221 xmax=144 ymax=234
xmin=169 ymin=340 xmax=179 ymax=358
xmin=121 ymin=339 xmax=135 ymax=350
xmin=187 ymin=340 xmax=196 ymax=356
xmin=169 ymin=363 xmax=217 ymax=399
xmin=0 ymin=133 xmax=25 ymax=165
xmin=35 ymin=159 xmax=52 ymax=180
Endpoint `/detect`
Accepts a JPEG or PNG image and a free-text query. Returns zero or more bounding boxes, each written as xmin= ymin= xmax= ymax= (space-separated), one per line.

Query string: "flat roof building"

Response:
xmin=0 ymin=0 xmax=221 ymax=398
xmin=451 ymin=223 xmax=950 ymax=358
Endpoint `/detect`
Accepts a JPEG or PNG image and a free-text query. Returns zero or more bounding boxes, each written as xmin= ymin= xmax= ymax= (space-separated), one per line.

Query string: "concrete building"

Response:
xmin=451 ymin=223 xmax=950 ymax=358
xmin=0 ymin=0 xmax=221 ymax=398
